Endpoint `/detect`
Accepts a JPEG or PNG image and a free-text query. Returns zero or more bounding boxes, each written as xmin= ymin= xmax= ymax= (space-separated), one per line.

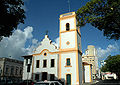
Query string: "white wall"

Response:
xmin=61 ymin=52 xmax=77 ymax=84
xmin=61 ymin=31 xmax=75 ymax=49
xmin=33 ymin=53 xmax=59 ymax=80
xmin=23 ymin=58 xmax=32 ymax=80
xmin=84 ymin=65 xmax=91 ymax=82
xmin=78 ymin=53 xmax=83 ymax=84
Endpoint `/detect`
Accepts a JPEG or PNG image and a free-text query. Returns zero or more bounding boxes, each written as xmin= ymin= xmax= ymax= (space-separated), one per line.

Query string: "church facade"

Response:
xmin=22 ymin=12 xmax=83 ymax=85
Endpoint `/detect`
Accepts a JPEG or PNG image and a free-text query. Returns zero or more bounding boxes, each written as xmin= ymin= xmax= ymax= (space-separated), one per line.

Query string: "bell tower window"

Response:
xmin=66 ymin=58 xmax=71 ymax=66
xmin=66 ymin=23 xmax=70 ymax=31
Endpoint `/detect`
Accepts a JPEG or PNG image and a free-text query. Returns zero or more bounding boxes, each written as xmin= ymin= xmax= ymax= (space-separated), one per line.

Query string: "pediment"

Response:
xmin=34 ymin=35 xmax=58 ymax=54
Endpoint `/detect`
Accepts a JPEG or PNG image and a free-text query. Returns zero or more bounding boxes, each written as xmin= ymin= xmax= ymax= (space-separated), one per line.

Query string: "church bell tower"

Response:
xmin=59 ymin=12 xmax=83 ymax=85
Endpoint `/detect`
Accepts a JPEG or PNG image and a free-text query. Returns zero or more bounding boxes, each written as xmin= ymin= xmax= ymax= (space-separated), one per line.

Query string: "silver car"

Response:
xmin=34 ymin=81 xmax=62 ymax=85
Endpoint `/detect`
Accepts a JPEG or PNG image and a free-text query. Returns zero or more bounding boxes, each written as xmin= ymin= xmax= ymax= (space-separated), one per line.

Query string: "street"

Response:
xmin=91 ymin=79 xmax=120 ymax=85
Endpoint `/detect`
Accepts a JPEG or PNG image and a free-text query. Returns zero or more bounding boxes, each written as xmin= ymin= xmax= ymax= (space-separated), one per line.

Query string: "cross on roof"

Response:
xmin=45 ymin=30 xmax=48 ymax=35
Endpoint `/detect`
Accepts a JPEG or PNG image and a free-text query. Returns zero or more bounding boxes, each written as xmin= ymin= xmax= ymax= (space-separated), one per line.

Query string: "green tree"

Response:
xmin=76 ymin=0 xmax=120 ymax=40
xmin=0 ymin=0 xmax=26 ymax=41
xmin=104 ymin=55 xmax=120 ymax=79
xmin=101 ymin=64 xmax=108 ymax=72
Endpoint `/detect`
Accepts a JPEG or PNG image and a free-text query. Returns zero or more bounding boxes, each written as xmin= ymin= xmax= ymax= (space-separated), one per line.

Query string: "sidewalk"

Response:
xmin=82 ymin=80 xmax=99 ymax=85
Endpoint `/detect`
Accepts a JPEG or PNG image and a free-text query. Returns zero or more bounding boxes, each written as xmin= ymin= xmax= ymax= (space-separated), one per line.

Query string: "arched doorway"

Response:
xmin=66 ymin=74 xmax=71 ymax=85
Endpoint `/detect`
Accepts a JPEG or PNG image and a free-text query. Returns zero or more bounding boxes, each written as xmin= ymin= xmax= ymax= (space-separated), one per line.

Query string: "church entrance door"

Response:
xmin=42 ymin=72 xmax=47 ymax=81
xmin=66 ymin=74 xmax=71 ymax=85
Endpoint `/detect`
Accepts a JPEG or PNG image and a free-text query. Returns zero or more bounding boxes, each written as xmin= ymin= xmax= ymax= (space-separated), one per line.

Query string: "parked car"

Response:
xmin=19 ymin=80 xmax=35 ymax=85
xmin=34 ymin=81 xmax=62 ymax=85
xmin=102 ymin=72 xmax=117 ymax=80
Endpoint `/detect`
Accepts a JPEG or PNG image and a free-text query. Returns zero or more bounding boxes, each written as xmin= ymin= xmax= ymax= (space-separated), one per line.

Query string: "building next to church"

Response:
xmin=82 ymin=45 xmax=99 ymax=79
xmin=82 ymin=62 xmax=92 ymax=83
xmin=22 ymin=12 xmax=83 ymax=85
xmin=0 ymin=57 xmax=23 ymax=81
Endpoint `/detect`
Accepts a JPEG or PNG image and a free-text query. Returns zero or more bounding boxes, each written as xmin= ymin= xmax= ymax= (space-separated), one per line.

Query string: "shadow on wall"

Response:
xmin=32 ymin=72 xmax=65 ymax=85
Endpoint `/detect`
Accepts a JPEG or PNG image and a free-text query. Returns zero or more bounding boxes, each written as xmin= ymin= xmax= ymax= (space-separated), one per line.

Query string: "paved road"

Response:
xmin=91 ymin=79 xmax=120 ymax=85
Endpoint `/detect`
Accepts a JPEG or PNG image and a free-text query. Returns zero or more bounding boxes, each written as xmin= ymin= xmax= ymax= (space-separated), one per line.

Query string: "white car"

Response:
xmin=104 ymin=73 xmax=117 ymax=80
xmin=34 ymin=81 xmax=62 ymax=85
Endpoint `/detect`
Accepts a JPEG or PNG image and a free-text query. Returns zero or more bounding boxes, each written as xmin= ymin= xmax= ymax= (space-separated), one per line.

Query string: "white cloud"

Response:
xmin=26 ymin=38 xmax=40 ymax=55
xmin=0 ymin=26 xmax=38 ymax=60
xmin=32 ymin=39 xmax=38 ymax=45
xmin=97 ymin=43 xmax=119 ymax=59
xmin=0 ymin=27 xmax=60 ymax=60
xmin=52 ymin=37 xmax=59 ymax=49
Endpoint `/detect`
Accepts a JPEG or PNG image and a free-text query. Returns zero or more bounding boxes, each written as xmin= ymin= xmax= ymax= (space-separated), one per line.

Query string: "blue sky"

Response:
xmin=0 ymin=0 xmax=120 ymax=66
xmin=22 ymin=0 xmax=120 ymax=54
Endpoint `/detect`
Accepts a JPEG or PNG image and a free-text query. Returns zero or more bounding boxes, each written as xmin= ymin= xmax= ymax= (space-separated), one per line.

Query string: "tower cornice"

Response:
xmin=59 ymin=12 xmax=76 ymax=20
xmin=60 ymin=29 xmax=81 ymax=37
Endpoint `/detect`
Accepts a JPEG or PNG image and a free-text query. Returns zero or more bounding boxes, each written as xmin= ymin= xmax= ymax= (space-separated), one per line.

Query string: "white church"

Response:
xmin=22 ymin=12 xmax=90 ymax=85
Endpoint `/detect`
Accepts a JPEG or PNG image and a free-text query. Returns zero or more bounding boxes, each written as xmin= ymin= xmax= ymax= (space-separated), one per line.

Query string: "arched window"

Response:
xmin=66 ymin=23 xmax=70 ymax=31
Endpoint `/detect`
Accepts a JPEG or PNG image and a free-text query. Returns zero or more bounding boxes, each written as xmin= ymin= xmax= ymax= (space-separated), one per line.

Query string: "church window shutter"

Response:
xmin=36 ymin=60 xmax=39 ymax=68
xmin=43 ymin=60 xmax=47 ymax=67
xmin=66 ymin=58 xmax=70 ymax=66
xmin=51 ymin=59 xmax=55 ymax=67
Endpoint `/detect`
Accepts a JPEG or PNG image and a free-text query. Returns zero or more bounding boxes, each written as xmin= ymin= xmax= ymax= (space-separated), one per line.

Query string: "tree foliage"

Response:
xmin=0 ymin=0 xmax=26 ymax=41
xmin=101 ymin=64 xmax=108 ymax=72
xmin=76 ymin=0 xmax=120 ymax=40
xmin=101 ymin=55 xmax=120 ymax=79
